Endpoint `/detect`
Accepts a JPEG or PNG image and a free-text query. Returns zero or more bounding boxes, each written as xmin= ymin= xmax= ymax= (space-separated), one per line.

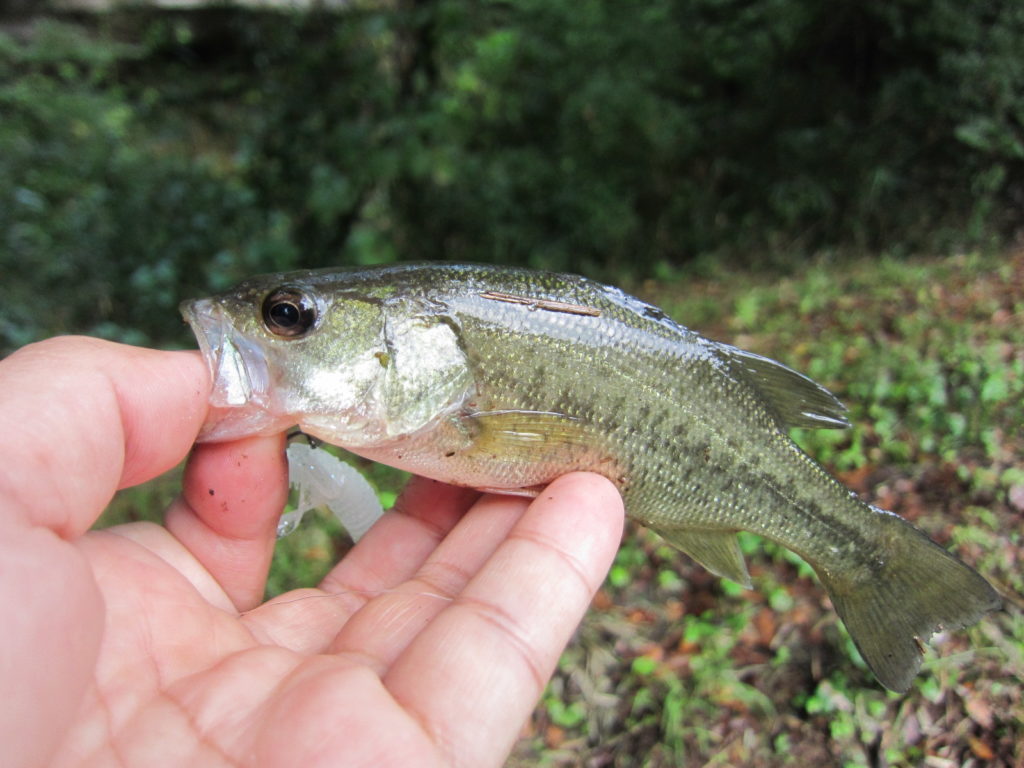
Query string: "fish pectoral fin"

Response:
xmin=651 ymin=526 xmax=752 ymax=588
xmin=455 ymin=409 xmax=590 ymax=462
xmin=725 ymin=347 xmax=850 ymax=430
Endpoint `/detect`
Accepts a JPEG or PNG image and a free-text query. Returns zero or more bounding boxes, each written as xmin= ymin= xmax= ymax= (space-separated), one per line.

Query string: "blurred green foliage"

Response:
xmin=0 ymin=19 xmax=263 ymax=349
xmin=2 ymin=1 xmax=1023 ymax=353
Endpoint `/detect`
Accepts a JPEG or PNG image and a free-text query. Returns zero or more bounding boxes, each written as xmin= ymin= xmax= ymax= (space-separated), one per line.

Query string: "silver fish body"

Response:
xmin=182 ymin=262 xmax=1001 ymax=692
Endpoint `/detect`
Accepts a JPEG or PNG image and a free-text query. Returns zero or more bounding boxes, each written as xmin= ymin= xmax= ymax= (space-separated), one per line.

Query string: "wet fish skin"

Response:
xmin=181 ymin=263 xmax=1002 ymax=692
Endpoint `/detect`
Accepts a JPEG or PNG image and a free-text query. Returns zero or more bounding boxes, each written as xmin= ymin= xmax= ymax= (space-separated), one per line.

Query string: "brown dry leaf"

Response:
xmin=677 ymin=638 xmax=700 ymax=655
xmin=965 ymin=693 xmax=995 ymax=729
xmin=790 ymin=601 xmax=815 ymax=626
xmin=638 ymin=643 xmax=665 ymax=662
xmin=627 ymin=608 xmax=656 ymax=625
xmin=755 ymin=607 xmax=777 ymax=645
xmin=901 ymin=712 xmax=922 ymax=745
xmin=967 ymin=736 xmax=995 ymax=761
xmin=900 ymin=493 xmax=927 ymax=521
xmin=664 ymin=599 xmax=685 ymax=621
xmin=591 ymin=589 xmax=613 ymax=611
xmin=545 ymin=725 xmax=565 ymax=750
xmin=874 ymin=487 xmax=898 ymax=512
xmin=838 ymin=465 xmax=873 ymax=494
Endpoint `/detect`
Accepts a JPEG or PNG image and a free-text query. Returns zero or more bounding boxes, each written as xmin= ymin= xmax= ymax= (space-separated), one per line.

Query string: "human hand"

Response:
xmin=1 ymin=337 xmax=625 ymax=768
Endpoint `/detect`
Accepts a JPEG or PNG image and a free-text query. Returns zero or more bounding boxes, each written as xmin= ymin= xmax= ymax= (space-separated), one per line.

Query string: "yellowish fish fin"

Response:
xmin=652 ymin=526 xmax=752 ymax=588
xmin=814 ymin=508 xmax=1003 ymax=693
xmin=455 ymin=409 xmax=590 ymax=462
xmin=726 ymin=347 xmax=850 ymax=429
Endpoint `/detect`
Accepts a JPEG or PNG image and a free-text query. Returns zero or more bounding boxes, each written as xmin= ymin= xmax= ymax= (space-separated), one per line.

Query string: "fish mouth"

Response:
xmin=180 ymin=298 xmax=276 ymax=441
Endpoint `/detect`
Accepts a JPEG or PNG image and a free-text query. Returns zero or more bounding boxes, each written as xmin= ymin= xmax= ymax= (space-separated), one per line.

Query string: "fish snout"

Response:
xmin=181 ymin=297 xmax=276 ymax=441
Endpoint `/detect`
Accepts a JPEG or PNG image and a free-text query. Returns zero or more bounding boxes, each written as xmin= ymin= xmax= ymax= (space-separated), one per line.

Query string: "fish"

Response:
xmin=181 ymin=262 xmax=1002 ymax=692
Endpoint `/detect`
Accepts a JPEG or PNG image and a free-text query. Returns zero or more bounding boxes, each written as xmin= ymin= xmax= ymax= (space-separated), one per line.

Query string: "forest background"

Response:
xmin=1 ymin=1 xmax=1022 ymax=766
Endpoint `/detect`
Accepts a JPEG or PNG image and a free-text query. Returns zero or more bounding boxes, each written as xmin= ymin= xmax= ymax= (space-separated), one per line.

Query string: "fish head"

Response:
xmin=181 ymin=275 xmax=392 ymax=444
xmin=182 ymin=269 xmax=473 ymax=447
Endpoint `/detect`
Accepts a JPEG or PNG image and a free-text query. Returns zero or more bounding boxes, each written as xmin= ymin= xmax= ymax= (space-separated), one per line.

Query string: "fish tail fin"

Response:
xmin=814 ymin=507 xmax=1002 ymax=693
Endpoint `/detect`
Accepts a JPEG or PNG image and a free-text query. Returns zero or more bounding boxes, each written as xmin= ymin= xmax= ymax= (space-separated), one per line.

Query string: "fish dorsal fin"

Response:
xmin=651 ymin=526 xmax=752 ymax=588
xmin=453 ymin=409 xmax=592 ymax=462
xmin=725 ymin=347 xmax=850 ymax=430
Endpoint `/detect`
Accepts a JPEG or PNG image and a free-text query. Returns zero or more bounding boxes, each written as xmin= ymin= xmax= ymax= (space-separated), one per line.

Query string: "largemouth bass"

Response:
xmin=181 ymin=263 xmax=1001 ymax=692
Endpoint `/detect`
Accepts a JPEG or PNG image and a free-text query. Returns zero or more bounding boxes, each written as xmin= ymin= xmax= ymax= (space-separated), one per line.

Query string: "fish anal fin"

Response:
xmin=815 ymin=508 xmax=1002 ymax=693
xmin=726 ymin=347 xmax=850 ymax=430
xmin=652 ymin=526 xmax=752 ymax=589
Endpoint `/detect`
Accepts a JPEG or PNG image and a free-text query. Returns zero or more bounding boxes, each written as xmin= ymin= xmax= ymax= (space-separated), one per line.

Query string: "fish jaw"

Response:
xmin=181 ymin=298 xmax=292 ymax=441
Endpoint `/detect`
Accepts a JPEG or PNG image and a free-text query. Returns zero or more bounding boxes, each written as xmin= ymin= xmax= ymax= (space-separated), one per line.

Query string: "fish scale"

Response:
xmin=182 ymin=262 xmax=1001 ymax=692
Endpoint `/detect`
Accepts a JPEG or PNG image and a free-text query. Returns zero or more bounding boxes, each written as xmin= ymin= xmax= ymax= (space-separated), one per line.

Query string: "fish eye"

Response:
xmin=261 ymin=287 xmax=318 ymax=338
